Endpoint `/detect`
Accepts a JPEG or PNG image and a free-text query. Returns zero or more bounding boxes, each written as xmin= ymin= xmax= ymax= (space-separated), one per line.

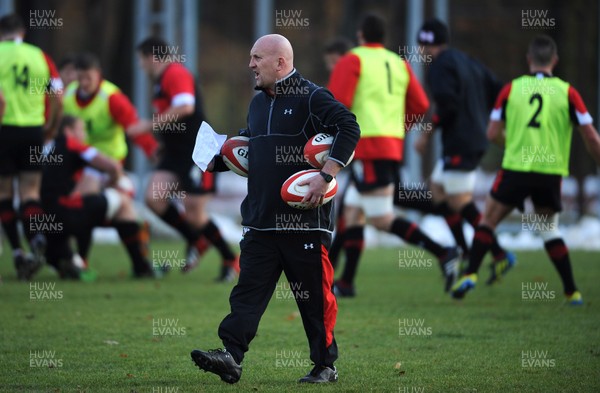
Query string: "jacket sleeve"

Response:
xmin=308 ymin=87 xmax=360 ymax=167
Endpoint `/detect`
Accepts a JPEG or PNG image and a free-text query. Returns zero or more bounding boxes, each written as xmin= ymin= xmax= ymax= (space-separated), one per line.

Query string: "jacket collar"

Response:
xmin=256 ymin=68 xmax=300 ymax=96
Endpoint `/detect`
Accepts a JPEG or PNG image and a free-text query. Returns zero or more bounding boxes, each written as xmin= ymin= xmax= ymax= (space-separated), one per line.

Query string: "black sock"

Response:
xmin=76 ymin=229 xmax=93 ymax=260
xmin=544 ymin=238 xmax=577 ymax=294
xmin=390 ymin=218 xmax=445 ymax=259
xmin=437 ymin=202 xmax=468 ymax=255
xmin=113 ymin=221 xmax=151 ymax=273
xmin=203 ymin=220 xmax=235 ymax=261
xmin=0 ymin=199 xmax=22 ymax=250
xmin=19 ymin=199 xmax=45 ymax=243
xmin=461 ymin=202 xmax=505 ymax=260
xmin=329 ymin=229 xmax=345 ymax=270
xmin=340 ymin=226 xmax=364 ymax=285
xmin=460 ymin=201 xmax=482 ymax=227
xmin=466 ymin=225 xmax=495 ymax=274
xmin=159 ymin=203 xmax=199 ymax=243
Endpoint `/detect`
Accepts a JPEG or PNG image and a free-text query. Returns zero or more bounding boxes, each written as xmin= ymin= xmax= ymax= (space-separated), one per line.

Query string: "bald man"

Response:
xmin=191 ymin=34 xmax=360 ymax=384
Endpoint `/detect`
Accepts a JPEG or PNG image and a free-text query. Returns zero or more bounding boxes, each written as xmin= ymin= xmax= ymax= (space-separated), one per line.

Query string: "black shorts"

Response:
xmin=442 ymin=152 xmax=483 ymax=171
xmin=0 ymin=125 xmax=44 ymax=175
xmin=490 ymin=169 xmax=562 ymax=212
xmin=44 ymin=194 xmax=107 ymax=266
xmin=350 ymin=159 xmax=399 ymax=192
xmin=46 ymin=194 xmax=109 ymax=232
xmin=157 ymin=151 xmax=216 ymax=195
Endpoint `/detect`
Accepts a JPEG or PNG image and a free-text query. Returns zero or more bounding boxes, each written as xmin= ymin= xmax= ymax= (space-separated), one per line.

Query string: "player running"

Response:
xmin=41 ymin=115 xmax=155 ymax=278
xmin=328 ymin=14 xmax=459 ymax=296
xmin=134 ymin=37 xmax=239 ymax=281
xmin=0 ymin=14 xmax=62 ymax=280
xmin=415 ymin=18 xmax=516 ymax=279
xmin=451 ymin=35 xmax=600 ymax=304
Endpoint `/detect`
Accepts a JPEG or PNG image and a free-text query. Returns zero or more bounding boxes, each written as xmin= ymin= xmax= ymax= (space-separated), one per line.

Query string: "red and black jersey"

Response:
xmin=152 ymin=63 xmax=206 ymax=153
xmin=41 ymin=134 xmax=98 ymax=204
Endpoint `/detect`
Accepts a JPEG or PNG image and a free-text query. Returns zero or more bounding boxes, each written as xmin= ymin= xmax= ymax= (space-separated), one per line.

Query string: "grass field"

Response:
xmin=1 ymin=239 xmax=599 ymax=393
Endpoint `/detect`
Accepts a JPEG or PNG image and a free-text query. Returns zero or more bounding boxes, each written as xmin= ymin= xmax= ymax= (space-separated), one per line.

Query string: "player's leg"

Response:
xmin=105 ymin=189 xmax=154 ymax=277
xmin=451 ymin=195 xmax=514 ymax=299
xmin=531 ymin=177 xmax=582 ymax=305
xmin=451 ymin=170 xmax=521 ymax=299
xmin=0 ymin=176 xmax=22 ymax=252
xmin=145 ymin=169 xmax=201 ymax=244
xmin=366 ymin=183 xmax=459 ymax=291
xmin=444 ymin=167 xmax=514 ymax=267
xmin=429 ymin=162 xmax=469 ymax=259
xmin=333 ymin=189 xmax=365 ymax=296
xmin=281 ymin=231 xmax=338 ymax=383
xmin=183 ymin=169 xmax=238 ymax=281
xmin=191 ymin=230 xmax=282 ymax=383
xmin=13 ymin=126 xmax=46 ymax=273
xmin=0 ymin=175 xmax=38 ymax=280
xmin=328 ymin=179 xmax=350 ymax=269
xmin=17 ymin=170 xmax=46 ymax=273
xmin=0 ymin=126 xmax=24 ymax=256
xmin=440 ymin=163 xmax=515 ymax=279
xmin=70 ymin=167 xmax=104 ymax=260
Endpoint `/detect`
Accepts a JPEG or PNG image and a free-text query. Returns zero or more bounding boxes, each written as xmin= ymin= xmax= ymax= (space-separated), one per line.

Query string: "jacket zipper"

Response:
xmin=267 ymin=96 xmax=275 ymax=135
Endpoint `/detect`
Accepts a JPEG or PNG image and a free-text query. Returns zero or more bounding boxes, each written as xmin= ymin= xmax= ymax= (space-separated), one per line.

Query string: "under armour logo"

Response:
xmin=304 ymin=243 xmax=314 ymax=250
xmin=284 ymin=109 xmax=293 ymax=115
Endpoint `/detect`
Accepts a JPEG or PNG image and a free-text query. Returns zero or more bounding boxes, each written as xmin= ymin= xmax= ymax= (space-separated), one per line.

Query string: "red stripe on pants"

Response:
xmin=202 ymin=171 xmax=214 ymax=191
xmin=320 ymin=245 xmax=337 ymax=347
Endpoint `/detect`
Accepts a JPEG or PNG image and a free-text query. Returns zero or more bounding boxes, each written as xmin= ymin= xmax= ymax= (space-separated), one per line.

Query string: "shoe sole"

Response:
xmin=299 ymin=378 xmax=338 ymax=383
xmin=191 ymin=351 xmax=240 ymax=384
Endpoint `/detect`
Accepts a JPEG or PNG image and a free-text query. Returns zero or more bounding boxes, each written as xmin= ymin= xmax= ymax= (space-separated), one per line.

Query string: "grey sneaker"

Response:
xmin=298 ymin=365 xmax=338 ymax=383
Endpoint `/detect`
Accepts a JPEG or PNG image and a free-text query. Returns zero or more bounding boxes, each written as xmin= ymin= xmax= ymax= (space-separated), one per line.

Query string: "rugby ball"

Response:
xmin=304 ymin=133 xmax=355 ymax=169
xmin=280 ymin=169 xmax=338 ymax=210
xmin=221 ymin=136 xmax=249 ymax=177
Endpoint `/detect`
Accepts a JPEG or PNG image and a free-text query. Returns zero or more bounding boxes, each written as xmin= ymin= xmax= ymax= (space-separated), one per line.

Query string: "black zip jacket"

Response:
xmin=214 ymin=70 xmax=360 ymax=232
xmin=427 ymin=48 xmax=503 ymax=159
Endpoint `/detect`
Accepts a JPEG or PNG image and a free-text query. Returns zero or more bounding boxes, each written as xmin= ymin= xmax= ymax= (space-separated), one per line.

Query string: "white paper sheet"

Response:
xmin=192 ymin=121 xmax=227 ymax=171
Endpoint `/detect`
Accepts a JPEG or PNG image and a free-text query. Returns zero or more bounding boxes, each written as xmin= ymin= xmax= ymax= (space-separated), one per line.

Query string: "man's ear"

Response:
xmin=277 ymin=57 xmax=285 ymax=71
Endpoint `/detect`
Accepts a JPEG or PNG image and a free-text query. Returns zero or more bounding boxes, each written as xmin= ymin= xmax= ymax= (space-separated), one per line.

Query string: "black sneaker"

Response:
xmin=30 ymin=234 xmax=47 ymax=266
xmin=15 ymin=252 xmax=42 ymax=281
xmin=298 ymin=365 xmax=338 ymax=383
xmin=191 ymin=348 xmax=242 ymax=384
xmin=333 ymin=280 xmax=355 ymax=297
xmin=440 ymin=247 xmax=460 ymax=292
xmin=133 ymin=263 xmax=158 ymax=279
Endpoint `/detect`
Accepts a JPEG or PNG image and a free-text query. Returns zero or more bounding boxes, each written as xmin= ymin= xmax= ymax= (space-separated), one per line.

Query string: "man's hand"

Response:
xmin=299 ymin=172 xmax=329 ymax=208
xmin=298 ymin=159 xmax=342 ymax=208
